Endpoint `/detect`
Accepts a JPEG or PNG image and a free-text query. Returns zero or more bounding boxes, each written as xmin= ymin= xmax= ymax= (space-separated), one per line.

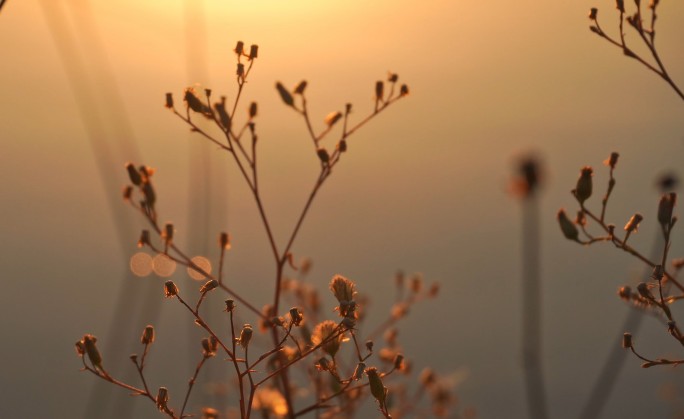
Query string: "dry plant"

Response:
xmin=587 ymin=0 xmax=683 ymax=101
xmin=75 ymin=42 xmax=465 ymax=418
xmin=557 ymin=153 xmax=684 ymax=369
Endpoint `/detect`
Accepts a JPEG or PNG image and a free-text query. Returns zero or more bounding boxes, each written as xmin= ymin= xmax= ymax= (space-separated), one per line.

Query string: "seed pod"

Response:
xmin=126 ymin=163 xmax=142 ymax=186
xmin=163 ymin=223 xmax=174 ymax=245
xmin=199 ymin=279 xmax=219 ymax=294
xmin=248 ymin=44 xmax=258 ymax=59
xmin=138 ymin=230 xmax=151 ymax=248
xmin=249 ymin=102 xmax=257 ymax=118
xmin=622 ymin=332 xmax=632 ymax=348
xmin=294 ymin=80 xmax=307 ymax=95
xmin=236 ymin=63 xmax=245 ymax=78
xmin=142 ymin=182 xmax=156 ymax=208
xmin=214 ymin=97 xmax=231 ymax=130
xmin=636 ymin=282 xmax=654 ymax=301
xmin=165 ymin=93 xmax=174 ymax=109
xmin=400 ymin=84 xmax=409 ymax=96
xmin=366 ymin=367 xmax=388 ymax=408
xmin=234 ymin=41 xmax=244 ymax=56
xmin=317 ymin=148 xmax=330 ymax=164
xmin=604 ymin=151 xmax=618 ymax=168
xmin=325 ymin=111 xmax=343 ymax=127
xmin=375 ymin=81 xmax=384 ymax=101
xmin=123 ymin=186 xmax=133 ymax=201
xmin=224 ymin=299 xmax=236 ymax=312
xmin=164 ymin=280 xmax=179 ymax=298
xmin=589 ymin=8 xmax=598 ymax=20
xmin=658 ymin=192 xmax=676 ymax=227
xmin=156 ymin=387 xmax=169 ymax=412
xmin=289 ymin=307 xmax=303 ymax=326
xmin=237 ymin=324 xmax=253 ymax=349
xmin=574 ymin=166 xmax=593 ymax=204
xmin=624 ymin=213 xmax=643 ymax=233
xmin=275 ymin=82 xmax=294 ymax=107
xmin=616 ymin=0 xmax=625 ymax=13
xmin=219 ymin=232 xmax=231 ymax=249
xmin=141 ymin=325 xmax=155 ymax=345
xmin=388 ymin=73 xmax=399 ymax=83
xmin=557 ymin=209 xmax=580 ymax=242
xmin=393 ymin=353 xmax=405 ymax=370
xmin=83 ymin=334 xmax=103 ymax=370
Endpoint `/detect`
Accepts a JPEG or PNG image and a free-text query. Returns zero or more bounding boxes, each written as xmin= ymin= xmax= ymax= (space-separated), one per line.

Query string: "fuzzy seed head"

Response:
xmin=312 ymin=320 xmax=343 ymax=358
xmin=557 ymin=209 xmax=579 ymax=242
xmin=164 ymin=280 xmax=179 ymax=298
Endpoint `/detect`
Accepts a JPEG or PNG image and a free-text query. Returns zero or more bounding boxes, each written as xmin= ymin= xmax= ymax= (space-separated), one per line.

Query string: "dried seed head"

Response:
xmin=324 ymin=111 xmax=343 ymax=127
xmin=375 ymin=81 xmax=385 ymax=102
xmin=214 ymin=96 xmax=231 ymax=131
xmin=142 ymin=182 xmax=156 ymax=208
xmin=164 ymin=280 xmax=179 ymax=298
xmin=163 ymin=223 xmax=174 ymax=245
xmin=366 ymin=367 xmax=388 ymax=407
xmin=624 ymin=213 xmax=643 ymax=233
xmin=352 ymin=362 xmax=366 ymax=380
xmin=224 ymin=299 xmax=236 ymax=312
xmin=400 ymin=84 xmax=409 ymax=96
xmin=82 ymin=334 xmax=103 ymax=370
xmin=137 ymin=230 xmax=151 ymax=248
xmin=317 ymin=148 xmax=330 ymax=164
xmin=618 ymin=286 xmax=632 ymax=300
xmin=156 ymin=387 xmax=169 ymax=412
xmin=315 ymin=357 xmax=332 ymax=372
xmin=248 ymin=44 xmax=258 ymax=60
xmin=289 ymin=307 xmax=303 ymax=326
xmin=337 ymin=139 xmax=347 ymax=153
xmin=141 ymin=325 xmax=155 ymax=345
xmin=237 ymin=324 xmax=253 ymax=349
xmin=557 ymin=209 xmax=580 ymax=242
xmin=199 ymin=279 xmax=219 ymax=294
xmin=275 ymin=82 xmax=294 ymax=107
xmin=616 ymin=0 xmax=625 ymax=12
xmin=366 ymin=340 xmax=374 ymax=352
xmin=312 ymin=320 xmax=343 ymax=358
xmin=574 ymin=166 xmax=593 ymax=204
xmin=603 ymin=151 xmax=619 ymax=168
xmin=393 ymin=353 xmax=405 ymax=370
xmin=514 ymin=156 xmax=542 ymax=198
xmin=575 ymin=210 xmax=587 ymax=227
xmin=294 ymin=80 xmax=307 ymax=95
xmin=622 ymin=332 xmax=632 ymax=348
xmin=636 ymin=282 xmax=654 ymax=300
xmin=126 ymin=163 xmax=142 ymax=186
xmin=329 ymin=275 xmax=356 ymax=305
xmin=234 ymin=41 xmax=245 ymax=56
xmin=219 ymin=232 xmax=231 ymax=249
xmin=388 ymin=73 xmax=399 ymax=83
xmin=165 ymin=93 xmax=174 ymax=109
xmin=589 ymin=7 xmax=598 ymax=20
xmin=184 ymin=88 xmax=210 ymax=115
xmin=651 ymin=265 xmax=664 ymax=281
xmin=236 ymin=63 xmax=245 ymax=78
xmin=123 ymin=186 xmax=133 ymax=201
xmin=658 ymin=192 xmax=677 ymax=227
xmin=75 ymin=340 xmax=86 ymax=357
xmin=249 ymin=102 xmax=258 ymax=118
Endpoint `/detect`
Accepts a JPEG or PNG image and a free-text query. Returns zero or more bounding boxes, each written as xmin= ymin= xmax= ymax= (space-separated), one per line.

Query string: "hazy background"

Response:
xmin=2 ymin=0 xmax=684 ymax=417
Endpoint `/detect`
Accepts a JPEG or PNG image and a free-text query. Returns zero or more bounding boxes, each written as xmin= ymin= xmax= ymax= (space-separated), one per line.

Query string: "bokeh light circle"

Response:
xmin=152 ymin=254 xmax=177 ymax=277
xmin=130 ymin=252 xmax=153 ymax=277
xmin=187 ymin=256 xmax=212 ymax=280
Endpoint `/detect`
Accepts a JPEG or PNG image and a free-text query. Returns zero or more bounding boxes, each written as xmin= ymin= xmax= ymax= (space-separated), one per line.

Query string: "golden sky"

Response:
xmin=1 ymin=0 xmax=684 ymax=418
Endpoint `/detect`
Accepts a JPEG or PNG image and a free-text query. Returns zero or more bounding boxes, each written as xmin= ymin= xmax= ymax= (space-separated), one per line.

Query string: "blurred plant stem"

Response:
xmin=522 ymin=193 xmax=550 ymax=419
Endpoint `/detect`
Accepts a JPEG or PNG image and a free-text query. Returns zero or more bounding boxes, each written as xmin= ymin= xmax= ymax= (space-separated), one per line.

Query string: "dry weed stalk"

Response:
xmin=587 ymin=0 xmax=683 ymax=101
xmin=76 ymin=42 xmax=464 ymax=418
xmin=558 ymin=153 xmax=684 ymax=369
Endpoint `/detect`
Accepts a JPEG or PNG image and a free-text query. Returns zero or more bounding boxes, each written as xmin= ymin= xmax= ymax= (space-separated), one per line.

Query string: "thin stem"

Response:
xmin=179 ymin=355 xmax=210 ymax=419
